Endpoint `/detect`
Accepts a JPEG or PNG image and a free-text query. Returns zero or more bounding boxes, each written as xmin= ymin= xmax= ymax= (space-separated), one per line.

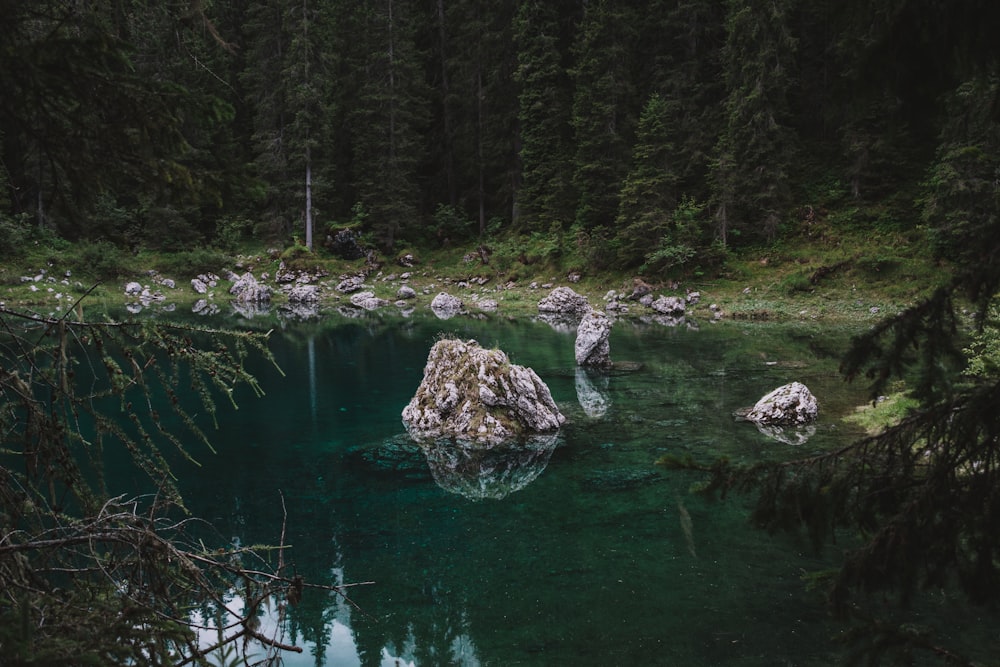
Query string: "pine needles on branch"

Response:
xmin=0 ymin=304 xmax=359 ymax=665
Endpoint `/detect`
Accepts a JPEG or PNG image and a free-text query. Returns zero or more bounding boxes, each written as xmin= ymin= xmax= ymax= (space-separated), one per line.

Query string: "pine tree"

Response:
xmin=569 ymin=0 xmax=636 ymax=233
xmin=614 ymin=94 xmax=681 ymax=267
xmin=425 ymin=0 xmax=519 ymax=237
xmin=348 ymin=0 xmax=429 ymax=250
xmin=638 ymin=0 xmax=726 ymax=200
xmin=512 ymin=0 xmax=577 ymax=232
xmin=0 ymin=0 xmax=217 ymax=240
xmin=242 ymin=0 xmax=336 ymax=245
xmin=285 ymin=0 xmax=337 ymax=250
xmin=711 ymin=0 xmax=798 ymax=245
xmin=669 ymin=66 xmax=1000 ymax=666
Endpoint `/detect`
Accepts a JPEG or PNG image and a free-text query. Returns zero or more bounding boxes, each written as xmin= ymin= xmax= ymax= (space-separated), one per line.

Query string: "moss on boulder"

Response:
xmin=401 ymin=338 xmax=565 ymax=446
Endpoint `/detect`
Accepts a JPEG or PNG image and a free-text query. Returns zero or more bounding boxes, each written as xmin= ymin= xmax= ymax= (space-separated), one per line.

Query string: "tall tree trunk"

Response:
xmin=305 ymin=145 xmax=313 ymax=249
xmin=436 ymin=0 xmax=456 ymax=206
xmin=477 ymin=65 xmax=485 ymax=235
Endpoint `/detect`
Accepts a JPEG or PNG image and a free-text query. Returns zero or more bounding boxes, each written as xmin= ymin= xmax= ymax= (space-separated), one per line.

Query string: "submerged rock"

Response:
xmin=746 ymin=381 xmax=818 ymax=425
xmin=584 ymin=469 xmax=662 ymax=492
xmin=401 ymin=338 xmax=565 ymax=447
xmin=754 ymin=422 xmax=817 ymax=446
xmin=347 ymin=435 xmax=432 ymax=480
xmin=422 ymin=436 xmax=558 ymax=500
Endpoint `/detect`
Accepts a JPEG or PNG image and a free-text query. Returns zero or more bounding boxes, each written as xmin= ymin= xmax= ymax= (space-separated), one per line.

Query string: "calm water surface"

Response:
xmin=126 ymin=311 xmax=875 ymax=665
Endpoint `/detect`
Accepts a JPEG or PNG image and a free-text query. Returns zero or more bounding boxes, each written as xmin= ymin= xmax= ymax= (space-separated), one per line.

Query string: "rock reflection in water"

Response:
xmin=754 ymin=422 xmax=817 ymax=445
xmin=231 ymin=301 xmax=270 ymax=319
xmin=575 ymin=367 xmax=610 ymax=418
xmin=535 ymin=311 xmax=582 ymax=333
xmin=420 ymin=435 xmax=559 ymax=500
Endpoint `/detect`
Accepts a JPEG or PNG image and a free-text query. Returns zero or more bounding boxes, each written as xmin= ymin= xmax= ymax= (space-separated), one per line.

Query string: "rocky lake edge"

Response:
xmin=1 ymin=246 xmax=931 ymax=328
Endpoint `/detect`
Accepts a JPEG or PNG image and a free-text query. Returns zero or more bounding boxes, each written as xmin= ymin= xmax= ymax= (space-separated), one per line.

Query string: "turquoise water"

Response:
xmin=127 ymin=312 xmax=874 ymax=665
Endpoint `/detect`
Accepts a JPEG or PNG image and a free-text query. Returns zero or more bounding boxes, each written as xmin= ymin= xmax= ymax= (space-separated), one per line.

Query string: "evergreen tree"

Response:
xmin=348 ymin=0 xmax=429 ymax=250
xmin=0 ymin=0 xmax=220 ymax=240
xmin=285 ymin=0 xmax=337 ymax=250
xmin=711 ymin=0 xmax=798 ymax=245
xmin=921 ymin=74 xmax=1000 ymax=303
xmin=638 ymin=0 xmax=726 ymax=200
xmin=425 ymin=0 xmax=519 ymax=237
xmin=512 ymin=0 xmax=577 ymax=232
xmin=614 ymin=94 xmax=681 ymax=267
xmin=670 ymin=66 xmax=1000 ymax=666
xmin=242 ymin=0 xmax=336 ymax=245
xmin=569 ymin=0 xmax=636 ymax=233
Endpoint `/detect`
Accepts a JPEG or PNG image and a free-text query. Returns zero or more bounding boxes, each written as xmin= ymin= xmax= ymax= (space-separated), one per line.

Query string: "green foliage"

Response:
xmin=643 ymin=242 xmax=696 ymax=274
xmin=141 ymin=205 xmax=205 ymax=252
xmin=67 ymin=241 xmax=134 ymax=281
xmin=428 ymin=203 xmax=476 ymax=245
xmin=615 ymin=94 xmax=680 ymax=266
xmin=488 ymin=226 xmax=564 ymax=273
xmin=152 ymin=247 xmax=235 ymax=277
xmin=89 ymin=193 xmax=139 ymax=245
xmin=778 ymin=272 xmax=813 ymax=295
xmin=570 ymin=0 xmax=635 ymax=232
xmin=0 ymin=305 xmax=347 ymax=664
xmin=513 ymin=0 xmax=575 ymax=232
xmin=347 ymin=0 xmax=430 ymax=251
xmin=842 ymin=392 xmax=919 ymax=436
xmin=920 ymin=74 xmax=1000 ymax=303
xmin=1 ymin=0 xmax=998 ymax=281
xmin=711 ymin=0 xmax=798 ymax=245
xmin=214 ymin=215 xmax=255 ymax=252
xmin=570 ymin=226 xmax=616 ymax=272
xmin=964 ymin=300 xmax=1000 ymax=379
xmin=632 ymin=197 xmax=717 ymax=275
xmin=0 ymin=212 xmax=31 ymax=258
xmin=281 ymin=242 xmax=313 ymax=262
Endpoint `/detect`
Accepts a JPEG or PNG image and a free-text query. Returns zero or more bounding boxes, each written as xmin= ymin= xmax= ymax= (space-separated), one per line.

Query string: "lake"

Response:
xmin=124 ymin=308 xmax=872 ymax=665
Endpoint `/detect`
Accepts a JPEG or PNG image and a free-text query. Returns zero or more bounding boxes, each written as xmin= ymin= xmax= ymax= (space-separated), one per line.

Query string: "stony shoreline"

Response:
xmin=1 ymin=253 xmax=912 ymax=327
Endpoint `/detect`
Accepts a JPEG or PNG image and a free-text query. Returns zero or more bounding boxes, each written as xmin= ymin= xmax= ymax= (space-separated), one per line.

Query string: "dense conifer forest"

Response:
xmin=5 ymin=1 xmax=1000 ymax=664
xmin=3 ymin=0 xmax=999 ymax=272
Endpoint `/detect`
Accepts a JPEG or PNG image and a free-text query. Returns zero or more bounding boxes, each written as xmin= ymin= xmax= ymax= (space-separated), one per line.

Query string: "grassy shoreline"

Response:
xmin=0 ymin=227 xmax=955 ymax=326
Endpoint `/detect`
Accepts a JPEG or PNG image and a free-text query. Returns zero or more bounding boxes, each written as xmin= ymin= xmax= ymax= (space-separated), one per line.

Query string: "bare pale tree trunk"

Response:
xmin=477 ymin=65 xmax=486 ymax=235
xmin=305 ymin=146 xmax=313 ymax=250
xmin=303 ymin=0 xmax=313 ymax=250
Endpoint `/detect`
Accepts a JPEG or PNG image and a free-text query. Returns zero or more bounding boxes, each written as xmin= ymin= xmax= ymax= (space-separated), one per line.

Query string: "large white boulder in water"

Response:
xmin=402 ymin=338 xmax=565 ymax=446
xmin=575 ymin=309 xmax=612 ymax=367
xmin=746 ymin=381 xmax=818 ymax=425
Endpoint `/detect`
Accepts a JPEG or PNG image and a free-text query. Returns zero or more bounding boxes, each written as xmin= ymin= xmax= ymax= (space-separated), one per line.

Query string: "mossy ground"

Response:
xmin=0 ymin=224 xmax=954 ymax=326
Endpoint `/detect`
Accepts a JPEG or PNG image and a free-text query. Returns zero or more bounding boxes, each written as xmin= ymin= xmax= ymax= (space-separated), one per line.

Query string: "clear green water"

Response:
xmin=120 ymin=313 xmax=876 ymax=665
